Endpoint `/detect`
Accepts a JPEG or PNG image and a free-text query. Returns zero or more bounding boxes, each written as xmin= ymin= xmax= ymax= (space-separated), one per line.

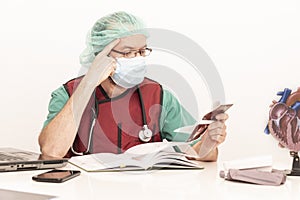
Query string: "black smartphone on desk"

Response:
xmin=32 ymin=169 xmax=81 ymax=183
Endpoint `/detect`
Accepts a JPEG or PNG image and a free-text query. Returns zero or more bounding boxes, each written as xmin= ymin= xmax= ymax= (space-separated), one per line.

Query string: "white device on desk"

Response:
xmin=222 ymin=155 xmax=273 ymax=171
xmin=0 ymin=189 xmax=56 ymax=200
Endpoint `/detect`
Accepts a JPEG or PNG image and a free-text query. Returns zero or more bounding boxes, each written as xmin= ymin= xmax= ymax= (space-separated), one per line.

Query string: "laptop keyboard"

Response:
xmin=0 ymin=153 xmax=24 ymax=161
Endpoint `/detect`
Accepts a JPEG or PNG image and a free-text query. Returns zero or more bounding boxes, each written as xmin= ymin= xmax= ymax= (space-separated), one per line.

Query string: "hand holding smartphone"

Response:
xmin=32 ymin=169 xmax=81 ymax=183
xmin=197 ymin=104 xmax=233 ymax=158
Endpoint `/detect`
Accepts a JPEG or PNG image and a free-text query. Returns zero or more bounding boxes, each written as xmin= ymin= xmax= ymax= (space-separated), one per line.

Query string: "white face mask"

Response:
xmin=111 ymin=56 xmax=147 ymax=88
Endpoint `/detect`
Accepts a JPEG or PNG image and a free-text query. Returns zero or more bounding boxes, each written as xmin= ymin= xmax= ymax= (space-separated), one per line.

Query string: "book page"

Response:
xmin=69 ymin=153 xmax=146 ymax=171
xmin=151 ymin=152 xmax=203 ymax=169
xmin=69 ymin=141 xmax=203 ymax=172
xmin=125 ymin=141 xmax=200 ymax=168
xmin=124 ymin=141 xmax=171 ymax=155
xmin=125 ymin=141 xmax=199 ymax=158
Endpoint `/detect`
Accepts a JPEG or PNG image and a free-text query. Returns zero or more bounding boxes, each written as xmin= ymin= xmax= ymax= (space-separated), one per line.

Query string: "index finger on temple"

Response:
xmin=101 ymin=39 xmax=120 ymax=55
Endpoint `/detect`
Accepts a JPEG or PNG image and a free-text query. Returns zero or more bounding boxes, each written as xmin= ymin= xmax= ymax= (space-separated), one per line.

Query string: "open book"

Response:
xmin=69 ymin=141 xmax=204 ymax=172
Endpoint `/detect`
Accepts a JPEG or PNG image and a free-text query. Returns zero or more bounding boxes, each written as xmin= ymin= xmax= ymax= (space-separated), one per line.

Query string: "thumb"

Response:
xmin=100 ymin=39 xmax=120 ymax=56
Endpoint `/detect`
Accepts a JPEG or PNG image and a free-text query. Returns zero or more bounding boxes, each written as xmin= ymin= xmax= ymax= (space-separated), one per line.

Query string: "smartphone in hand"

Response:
xmin=202 ymin=104 xmax=233 ymax=120
xmin=32 ymin=169 xmax=81 ymax=183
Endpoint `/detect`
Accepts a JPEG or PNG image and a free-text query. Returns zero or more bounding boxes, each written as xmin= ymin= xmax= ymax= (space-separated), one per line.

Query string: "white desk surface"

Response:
xmin=1 ymin=158 xmax=300 ymax=200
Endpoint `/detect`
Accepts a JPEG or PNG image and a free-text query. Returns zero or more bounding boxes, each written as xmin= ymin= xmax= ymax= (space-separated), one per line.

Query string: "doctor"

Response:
xmin=38 ymin=11 xmax=228 ymax=160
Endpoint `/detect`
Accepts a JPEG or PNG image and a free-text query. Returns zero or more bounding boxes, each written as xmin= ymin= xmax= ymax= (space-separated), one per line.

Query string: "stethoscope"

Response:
xmin=71 ymin=87 xmax=153 ymax=155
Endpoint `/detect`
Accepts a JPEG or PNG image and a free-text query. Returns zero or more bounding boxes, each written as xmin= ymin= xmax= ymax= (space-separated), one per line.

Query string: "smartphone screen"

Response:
xmin=203 ymin=104 xmax=233 ymax=120
xmin=32 ymin=169 xmax=81 ymax=183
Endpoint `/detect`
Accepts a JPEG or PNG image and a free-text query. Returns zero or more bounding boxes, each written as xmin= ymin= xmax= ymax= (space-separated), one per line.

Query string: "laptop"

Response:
xmin=0 ymin=148 xmax=68 ymax=172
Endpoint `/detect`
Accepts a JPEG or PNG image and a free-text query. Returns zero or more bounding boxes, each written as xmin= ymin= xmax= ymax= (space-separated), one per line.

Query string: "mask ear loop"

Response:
xmin=137 ymin=87 xmax=152 ymax=142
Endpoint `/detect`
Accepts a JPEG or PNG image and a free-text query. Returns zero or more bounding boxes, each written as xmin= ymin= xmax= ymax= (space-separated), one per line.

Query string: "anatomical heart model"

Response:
xmin=266 ymin=88 xmax=300 ymax=176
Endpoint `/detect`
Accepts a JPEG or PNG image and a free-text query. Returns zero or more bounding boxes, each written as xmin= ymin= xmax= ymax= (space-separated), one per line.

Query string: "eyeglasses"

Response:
xmin=111 ymin=47 xmax=152 ymax=58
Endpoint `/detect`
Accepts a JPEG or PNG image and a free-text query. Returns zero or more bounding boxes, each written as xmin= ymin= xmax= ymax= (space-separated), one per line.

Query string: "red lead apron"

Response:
xmin=64 ymin=77 xmax=163 ymax=157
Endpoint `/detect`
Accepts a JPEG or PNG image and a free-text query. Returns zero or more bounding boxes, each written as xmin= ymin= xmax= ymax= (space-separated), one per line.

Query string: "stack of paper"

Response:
xmin=222 ymin=155 xmax=273 ymax=171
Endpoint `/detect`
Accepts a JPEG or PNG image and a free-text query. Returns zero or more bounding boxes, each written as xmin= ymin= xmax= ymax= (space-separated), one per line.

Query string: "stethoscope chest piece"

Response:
xmin=139 ymin=125 xmax=153 ymax=142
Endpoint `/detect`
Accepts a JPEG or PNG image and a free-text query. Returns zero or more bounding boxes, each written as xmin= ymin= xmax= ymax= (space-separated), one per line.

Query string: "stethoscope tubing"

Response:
xmin=71 ymin=86 xmax=152 ymax=155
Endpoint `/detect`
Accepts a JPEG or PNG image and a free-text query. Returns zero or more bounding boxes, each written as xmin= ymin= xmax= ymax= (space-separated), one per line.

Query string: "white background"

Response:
xmin=0 ymin=0 xmax=299 ymax=164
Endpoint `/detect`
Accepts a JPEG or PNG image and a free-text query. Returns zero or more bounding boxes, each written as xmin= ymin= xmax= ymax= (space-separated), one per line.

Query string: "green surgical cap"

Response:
xmin=80 ymin=11 xmax=149 ymax=68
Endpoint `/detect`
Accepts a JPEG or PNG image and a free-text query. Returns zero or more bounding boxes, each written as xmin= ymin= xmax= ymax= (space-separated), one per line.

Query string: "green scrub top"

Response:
xmin=43 ymin=85 xmax=197 ymax=143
